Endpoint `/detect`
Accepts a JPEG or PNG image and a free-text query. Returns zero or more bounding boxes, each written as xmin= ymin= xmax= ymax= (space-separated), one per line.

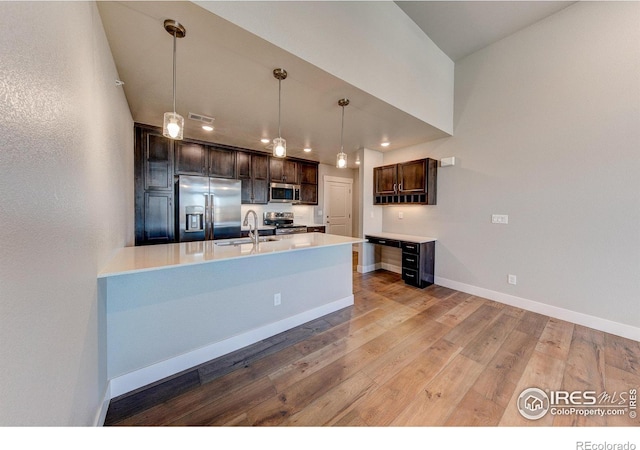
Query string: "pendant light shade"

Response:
xmin=272 ymin=68 xmax=287 ymax=158
xmin=336 ymin=98 xmax=349 ymax=168
xmin=162 ymin=20 xmax=186 ymax=140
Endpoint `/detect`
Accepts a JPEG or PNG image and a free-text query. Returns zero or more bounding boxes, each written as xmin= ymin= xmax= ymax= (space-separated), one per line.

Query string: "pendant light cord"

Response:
xmin=278 ymin=78 xmax=282 ymax=139
xmin=340 ymin=104 xmax=345 ymax=152
xmin=172 ymin=30 xmax=177 ymax=114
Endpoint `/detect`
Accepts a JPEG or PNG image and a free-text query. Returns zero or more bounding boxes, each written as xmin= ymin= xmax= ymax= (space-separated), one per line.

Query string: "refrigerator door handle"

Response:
xmin=209 ymin=194 xmax=215 ymax=240
xmin=204 ymin=193 xmax=211 ymax=240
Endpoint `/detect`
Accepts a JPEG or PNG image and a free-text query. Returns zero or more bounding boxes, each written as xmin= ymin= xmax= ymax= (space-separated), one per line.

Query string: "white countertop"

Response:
xmin=365 ymin=232 xmax=437 ymax=244
xmin=99 ymin=233 xmax=363 ymax=278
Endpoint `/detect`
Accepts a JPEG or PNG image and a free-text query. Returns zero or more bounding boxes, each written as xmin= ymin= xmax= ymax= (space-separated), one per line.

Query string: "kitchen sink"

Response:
xmin=215 ymin=236 xmax=280 ymax=246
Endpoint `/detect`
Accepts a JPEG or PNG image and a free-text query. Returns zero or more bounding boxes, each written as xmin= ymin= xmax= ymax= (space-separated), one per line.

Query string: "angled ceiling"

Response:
xmin=98 ymin=1 xmax=575 ymax=168
xmin=396 ymin=1 xmax=576 ymax=61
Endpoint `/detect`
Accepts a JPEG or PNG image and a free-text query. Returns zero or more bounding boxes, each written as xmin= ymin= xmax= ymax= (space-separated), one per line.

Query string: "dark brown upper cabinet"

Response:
xmin=270 ymin=158 xmax=299 ymax=184
xmin=237 ymin=151 xmax=269 ymax=204
xmin=175 ymin=143 xmax=236 ymax=179
xmin=175 ymin=141 xmax=207 ymax=176
xmin=373 ymin=158 xmax=437 ymax=205
xmin=208 ymin=146 xmax=236 ymax=179
xmin=298 ymin=161 xmax=319 ymax=205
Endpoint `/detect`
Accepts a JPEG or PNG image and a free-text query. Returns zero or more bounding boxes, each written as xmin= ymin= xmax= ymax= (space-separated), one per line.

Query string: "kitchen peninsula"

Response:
xmin=99 ymin=233 xmax=362 ymax=398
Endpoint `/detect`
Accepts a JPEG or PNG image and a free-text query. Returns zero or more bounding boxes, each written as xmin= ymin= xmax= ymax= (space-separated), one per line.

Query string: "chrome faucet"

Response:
xmin=243 ymin=209 xmax=259 ymax=246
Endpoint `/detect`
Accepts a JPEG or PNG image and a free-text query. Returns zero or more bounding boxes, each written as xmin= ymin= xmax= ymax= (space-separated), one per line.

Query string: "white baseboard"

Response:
xmin=435 ymin=276 xmax=640 ymax=342
xmin=94 ymin=384 xmax=111 ymax=426
xmin=381 ymin=263 xmax=401 ymax=274
xmin=108 ymin=295 xmax=354 ymax=399
xmin=358 ymin=262 xmax=380 ymax=273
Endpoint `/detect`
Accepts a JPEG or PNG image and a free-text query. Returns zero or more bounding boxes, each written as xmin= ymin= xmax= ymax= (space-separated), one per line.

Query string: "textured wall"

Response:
xmin=0 ymin=2 xmax=133 ymax=425
xmin=380 ymin=2 xmax=640 ymax=334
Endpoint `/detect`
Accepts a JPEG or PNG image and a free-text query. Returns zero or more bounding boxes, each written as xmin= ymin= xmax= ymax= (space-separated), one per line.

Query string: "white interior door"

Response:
xmin=324 ymin=176 xmax=353 ymax=236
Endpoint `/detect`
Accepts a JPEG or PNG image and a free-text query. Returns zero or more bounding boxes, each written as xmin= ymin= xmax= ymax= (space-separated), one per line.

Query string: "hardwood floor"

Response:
xmin=105 ymin=258 xmax=640 ymax=427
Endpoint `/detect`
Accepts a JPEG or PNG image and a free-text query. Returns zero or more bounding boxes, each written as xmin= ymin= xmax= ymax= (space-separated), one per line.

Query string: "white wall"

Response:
xmin=381 ymin=2 xmax=640 ymax=338
xmin=0 ymin=2 xmax=133 ymax=425
xmin=196 ymin=0 xmax=454 ymax=135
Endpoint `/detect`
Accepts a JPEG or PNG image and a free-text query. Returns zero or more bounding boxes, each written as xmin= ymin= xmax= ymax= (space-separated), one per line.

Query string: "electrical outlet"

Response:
xmin=274 ymin=293 xmax=281 ymax=306
xmin=398 ymin=211 xmax=403 ymax=219
xmin=492 ymin=214 xmax=509 ymax=224
xmin=508 ymin=274 xmax=517 ymax=285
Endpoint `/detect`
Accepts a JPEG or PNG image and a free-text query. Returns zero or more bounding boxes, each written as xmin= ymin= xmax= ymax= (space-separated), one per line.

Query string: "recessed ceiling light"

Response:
xmin=381 ymin=142 xmax=390 ymax=147
xmin=261 ymin=138 xmax=270 ymax=144
xmin=304 ymin=148 xmax=312 ymax=153
xmin=202 ymin=125 xmax=213 ymax=131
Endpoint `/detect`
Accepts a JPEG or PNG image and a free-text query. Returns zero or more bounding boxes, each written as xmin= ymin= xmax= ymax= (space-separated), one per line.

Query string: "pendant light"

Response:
xmin=336 ymin=98 xmax=349 ymax=168
xmin=162 ymin=20 xmax=186 ymax=140
xmin=272 ymin=68 xmax=288 ymax=158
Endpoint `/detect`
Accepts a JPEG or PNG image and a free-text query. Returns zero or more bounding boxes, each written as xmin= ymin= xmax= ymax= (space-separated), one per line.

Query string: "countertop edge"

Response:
xmin=365 ymin=232 xmax=437 ymax=244
xmin=98 ymin=235 xmax=364 ymax=279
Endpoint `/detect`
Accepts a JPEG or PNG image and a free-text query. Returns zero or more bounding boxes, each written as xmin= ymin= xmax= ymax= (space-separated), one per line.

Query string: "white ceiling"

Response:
xmin=98 ymin=1 xmax=575 ymax=168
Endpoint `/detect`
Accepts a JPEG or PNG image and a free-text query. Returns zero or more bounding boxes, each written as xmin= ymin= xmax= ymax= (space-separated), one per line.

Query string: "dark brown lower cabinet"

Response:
xmin=143 ymin=191 xmax=174 ymax=244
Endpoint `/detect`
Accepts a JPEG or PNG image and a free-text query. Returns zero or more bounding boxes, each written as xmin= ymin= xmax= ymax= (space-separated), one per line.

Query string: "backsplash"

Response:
xmin=240 ymin=204 xmax=319 ymax=227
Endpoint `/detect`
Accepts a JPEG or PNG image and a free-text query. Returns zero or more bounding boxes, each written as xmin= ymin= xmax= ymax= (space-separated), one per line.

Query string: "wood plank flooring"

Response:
xmin=105 ymin=256 xmax=640 ymax=426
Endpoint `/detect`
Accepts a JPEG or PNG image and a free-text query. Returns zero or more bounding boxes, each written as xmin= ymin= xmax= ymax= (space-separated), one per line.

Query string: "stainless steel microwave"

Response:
xmin=269 ymin=182 xmax=300 ymax=203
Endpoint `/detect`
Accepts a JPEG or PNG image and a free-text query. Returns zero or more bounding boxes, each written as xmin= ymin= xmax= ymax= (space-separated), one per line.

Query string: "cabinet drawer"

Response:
xmin=366 ymin=236 xmax=400 ymax=248
xmin=402 ymin=268 xmax=420 ymax=287
xmin=402 ymin=252 xmax=420 ymax=270
xmin=401 ymin=242 xmax=420 ymax=254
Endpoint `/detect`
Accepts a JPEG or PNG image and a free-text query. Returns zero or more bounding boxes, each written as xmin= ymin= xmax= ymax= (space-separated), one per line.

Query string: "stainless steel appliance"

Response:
xmin=269 ymin=182 xmax=300 ymax=203
xmin=263 ymin=211 xmax=307 ymax=235
xmin=176 ymin=175 xmax=241 ymax=242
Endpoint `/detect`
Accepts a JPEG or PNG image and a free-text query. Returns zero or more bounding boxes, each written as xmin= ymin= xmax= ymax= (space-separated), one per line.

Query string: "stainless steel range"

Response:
xmin=263 ymin=212 xmax=307 ymax=235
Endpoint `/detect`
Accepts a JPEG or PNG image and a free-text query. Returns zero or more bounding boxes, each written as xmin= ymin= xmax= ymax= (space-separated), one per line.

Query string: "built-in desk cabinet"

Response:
xmin=365 ymin=234 xmax=435 ymax=288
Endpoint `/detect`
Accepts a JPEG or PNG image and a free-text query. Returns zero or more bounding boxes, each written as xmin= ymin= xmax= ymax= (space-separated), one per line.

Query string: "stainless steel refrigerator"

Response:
xmin=176 ymin=175 xmax=241 ymax=242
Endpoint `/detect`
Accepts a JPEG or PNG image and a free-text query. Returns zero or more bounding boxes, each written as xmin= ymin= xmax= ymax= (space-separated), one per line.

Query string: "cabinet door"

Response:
xmin=145 ymin=132 xmax=173 ymax=190
xmin=398 ymin=159 xmax=427 ymax=194
xmin=252 ymin=154 xmax=269 ymax=180
xmin=144 ymin=191 xmax=174 ymax=244
xmin=284 ymin=160 xmax=299 ymax=184
xmin=270 ymin=158 xmax=298 ymax=183
xmin=175 ymin=142 xmax=206 ymax=175
xmin=252 ymin=179 xmax=269 ymax=204
xmin=251 ymin=154 xmax=269 ymax=204
xmin=300 ymin=184 xmax=318 ymax=204
xmin=239 ymin=152 xmax=269 ymax=204
xmin=269 ymin=158 xmax=283 ymax=182
xmin=374 ymin=164 xmax=397 ymax=195
xmin=236 ymin=151 xmax=251 ymax=179
xmin=208 ymin=147 xmax=236 ymax=179
xmin=300 ymin=162 xmax=318 ymax=184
